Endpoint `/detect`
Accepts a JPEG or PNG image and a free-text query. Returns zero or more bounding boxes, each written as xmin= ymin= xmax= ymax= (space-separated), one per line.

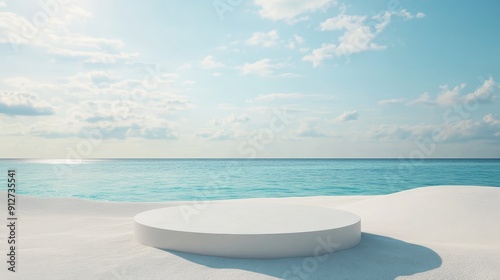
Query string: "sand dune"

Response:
xmin=340 ymin=186 xmax=500 ymax=245
xmin=0 ymin=186 xmax=499 ymax=279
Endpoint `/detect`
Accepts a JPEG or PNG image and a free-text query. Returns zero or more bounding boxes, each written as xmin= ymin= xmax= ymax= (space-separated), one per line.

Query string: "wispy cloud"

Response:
xmin=416 ymin=12 xmax=426 ymax=18
xmin=31 ymin=119 xmax=179 ymax=140
xmin=396 ymin=9 xmax=426 ymax=19
xmin=367 ymin=114 xmax=500 ymax=143
xmin=196 ymin=129 xmax=246 ymax=140
xmin=200 ymin=55 xmax=226 ymax=69
xmin=304 ymin=9 xmax=424 ymax=66
xmin=408 ymin=78 xmax=497 ymax=106
xmin=287 ymin=34 xmax=305 ymax=49
xmin=212 ymin=114 xmax=250 ymax=126
xmin=0 ymin=92 xmax=55 ymax=116
xmin=246 ymin=30 xmax=280 ymax=47
xmin=248 ymin=93 xmax=334 ymax=103
xmin=295 ymin=119 xmax=329 ymax=138
xmin=0 ymin=5 xmax=138 ymax=63
xmin=0 ymin=67 xmax=194 ymax=139
xmin=335 ymin=110 xmax=358 ymax=122
xmin=195 ymin=112 xmax=252 ymax=141
xmin=253 ymin=0 xmax=335 ymax=22
xmin=239 ymin=58 xmax=286 ymax=76
xmin=465 ymin=77 xmax=497 ymax=103
xmin=379 ymin=77 xmax=497 ymax=107
xmin=378 ymin=98 xmax=406 ymax=105
xmin=252 ymin=93 xmax=306 ymax=102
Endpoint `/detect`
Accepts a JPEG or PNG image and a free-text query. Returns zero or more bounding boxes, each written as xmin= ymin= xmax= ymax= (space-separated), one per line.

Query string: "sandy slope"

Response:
xmin=0 ymin=186 xmax=499 ymax=280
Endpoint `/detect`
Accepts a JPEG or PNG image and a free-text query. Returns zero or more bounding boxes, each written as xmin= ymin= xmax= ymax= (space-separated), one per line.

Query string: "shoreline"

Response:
xmin=0 ymin=186 xmax=499 ymax=279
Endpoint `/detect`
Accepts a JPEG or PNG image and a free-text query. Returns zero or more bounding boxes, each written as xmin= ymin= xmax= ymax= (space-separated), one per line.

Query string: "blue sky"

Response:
xmin=0 ymin=0 xmax=499 ymax=158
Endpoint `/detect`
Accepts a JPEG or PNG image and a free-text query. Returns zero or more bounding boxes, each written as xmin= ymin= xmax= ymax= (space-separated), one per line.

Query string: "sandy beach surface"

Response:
xmin=1 ymin=185 xmax=499 ymax=279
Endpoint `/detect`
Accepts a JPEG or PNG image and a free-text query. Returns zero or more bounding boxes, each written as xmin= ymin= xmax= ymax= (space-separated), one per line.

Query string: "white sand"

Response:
xmin=1 ymin=185 xmax=499 ymax=279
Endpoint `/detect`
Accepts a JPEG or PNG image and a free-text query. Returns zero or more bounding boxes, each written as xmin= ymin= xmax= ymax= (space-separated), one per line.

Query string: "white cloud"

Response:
xmin=0 ymin=1 xmax=6 ymax=7
xmin=465 ymin=77 xmax=497 ymax=103
xmin=303 ymin=43 xmax=337 ymax=67
xmin=304 ymin=13 xmax=385 ymax=66
xmin=392 ymin=9 xmax=426 ymax=20
xmin=367 ymin=124 xmax=428 ymax=141
xmin=408 ymin=92 xmax=433 ymax=106
xmin=212 ymin=114 xmax=250 ymax=126
xmin=1 ymin=77 xmax=59 ymax=94
xmin=397 ymin=9 xmax=412 ymax=19
xmin=254 ymin=0 xmax=335 ymax=22
xmin=287 ymin=34 xmax=304 ymax=49
xmin=0 ymin=91 xmax=55 ymax=116
xmin=293 ymin=34 xmax=304 ymax=44
xmin=416 ymin=12 xmax=426 ymax=19
xmin=335 ymin=110 xmax=358 ymax=122
xmin=438 ymin=118 xmax=500 ymax=142
xmin=295 ymin=119 xmax=328 ymax=138
xmin=379 ymin=77 xmax=498 ymax=108
xmin=252 ymin=93 xmax=304 ymax=102
xmin=249 ymin=93 xmax=334 ymax=102
xmin=0 ymin=69 xmax=194 ymax=139
xmin=296 ymin=128 xmax=327 ymax=138
xmin=200 ymin=55 xmax=226 ymax=69
xmin=30 ymin=117 xmax=179 ymax=140
xmin=196 ymin=129 xmax=245 ymax=140
xmin=246 ymin=30 xmax=280 ymax=47
xmin=274 ymin=72 xmax=302 ymax=78
xmin=483 ymin=114 xmax=500 ymax=126
xmin=378 ymin=98 xmax=406 ymax=105
xmin=320 ymin=14 xmax=366 ymax=31
xmin=368 ymin=115 xmax=500 ymax=143
xmin=123 ymin=115 xmax=179 ymax=139
xmin=134 ymin=125 xmax=178 ymax=139
xmin=51 ymin=70 xmax=187 ymax=101
xmin=409 ymin=79 xmax=497 ymax=107
xmin=55 ymin=100 xmax=182 ymax=139
xmin=305 ymin=9 xmax=423 ymax=66
xmin=0 ymin=6 xmax=138 ymax=63
xmin=435 ymin=84 xmax=466 ymax=106
xmin=88 ymin=71 xmax=114 ymax=88
xmin=239 ymin=58 xmax=285 ymax=76
xmin=203 ymin=110 xmax=312 ymax=142
xmin=0 ymin=12 xmax=31 ymax=45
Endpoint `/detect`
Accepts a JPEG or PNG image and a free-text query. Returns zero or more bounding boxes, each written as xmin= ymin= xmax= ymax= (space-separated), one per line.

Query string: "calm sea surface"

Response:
xmin=1 ymin=159 xmax=499 ymax=201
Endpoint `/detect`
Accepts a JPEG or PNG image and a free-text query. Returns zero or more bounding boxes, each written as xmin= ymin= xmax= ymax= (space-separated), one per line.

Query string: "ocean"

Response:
xmin=1 ymin=159 xmax=499 ymax=202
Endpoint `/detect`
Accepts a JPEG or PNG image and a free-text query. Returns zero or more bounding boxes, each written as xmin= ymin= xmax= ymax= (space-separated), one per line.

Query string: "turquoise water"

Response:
xmin=1 ymin=159 xmax=499 ymax=202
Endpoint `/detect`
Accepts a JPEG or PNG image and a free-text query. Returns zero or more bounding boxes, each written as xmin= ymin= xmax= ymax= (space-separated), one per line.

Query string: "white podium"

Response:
xmin=135 ymin=202 xmax=361 ymax=259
